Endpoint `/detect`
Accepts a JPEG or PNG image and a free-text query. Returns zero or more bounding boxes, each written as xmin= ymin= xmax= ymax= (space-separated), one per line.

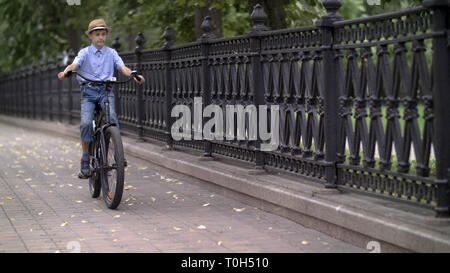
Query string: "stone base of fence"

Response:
xmin=2 ymin=114 xmax=450 ymax=253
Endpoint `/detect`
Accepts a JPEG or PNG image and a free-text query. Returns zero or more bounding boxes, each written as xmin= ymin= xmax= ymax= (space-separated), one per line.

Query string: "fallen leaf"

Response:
xmin=233 ymin=208 xmax=245 ymax=212
xmin=217 ymin=241 xmax=223 ymax=246
xmin=38 ymin=211 xmax=44 ymax=216
xmin=197 ymin=225 xmax=207 ymax=230
xmin=202 ymin=203 xmax=210 ymax=207
xmin=113 ymin=215 xmax=120 ymax=218
xmin=81 ymin=220 xmax=88 ymax=224
xmin=138 ymin=166 xmax=148 ymax=170
xmin=60 ymin=222 xmax=68 ymax=227
xmin=124 ymin=185 xmax=133 ymax=190
xmin=173 ymin=226 xmax=181 ymax=231
xmin=93 ymin=208 xmax=103 ymax=213
xmin=75 ymin=200 xmax=83 ymax=204
xmin=6 ymin=196 xmax=12 ymax=200
xmin=301 ymin=241 xmax=310 ymax=245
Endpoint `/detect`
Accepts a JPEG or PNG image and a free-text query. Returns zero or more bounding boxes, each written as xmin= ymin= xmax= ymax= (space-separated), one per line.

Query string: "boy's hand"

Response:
xmin=57 ymin=72 xmax=66 ymax=80
xmin=134 ymin=75 xmax=145 ymax=84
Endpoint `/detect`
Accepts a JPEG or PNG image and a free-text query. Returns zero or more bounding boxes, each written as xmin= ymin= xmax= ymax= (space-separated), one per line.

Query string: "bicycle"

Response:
xmin=65 ymin=70 xmax=141 ymax=209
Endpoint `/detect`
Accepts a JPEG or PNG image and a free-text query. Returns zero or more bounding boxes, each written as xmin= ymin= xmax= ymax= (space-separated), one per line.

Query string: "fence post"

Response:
xmin=31 ymin=63 xmax=37 ymax=119
xmin=423 ymin=0 xmax=450 ymax=217
xmin=57 ymin=54 xmax=64 ymax=122
xmin=199 ymin=16 xmax=215 ymax=157
xmin=162 ymin=27 xmax=175 ymax=149
xmin=112 ymin=37 xmax=121 ymax=123
xmin=18 ymin=68 xmax=23 ymax=117
xmin=135 ymin=32 xmax=145 ymax=139
xmin=317 ymin=0 xmax=342 ymax=188
xmin=248 ymin=4 xmax=268 ymax=170
xmin=25 ymin=65 xmax=31 ymax=118
xmin=67 ymin=49 xmax=75 ymax=124
xmin=39 ymin=59 xmax=45 ymax=120
xmin=48 ymin=57 xmax=54 ymax=121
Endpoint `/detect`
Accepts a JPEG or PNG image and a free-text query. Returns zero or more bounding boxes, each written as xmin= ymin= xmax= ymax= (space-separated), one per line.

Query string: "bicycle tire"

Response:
xmin=88 ymin=139 xmax=101 ymax=198
xmin=101 ymin=126 xmax=125 ymax=209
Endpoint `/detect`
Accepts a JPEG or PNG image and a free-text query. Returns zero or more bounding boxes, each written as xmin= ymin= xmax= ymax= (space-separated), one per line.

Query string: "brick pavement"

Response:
xmin=0 ymin=122 xmax=365 ymax=253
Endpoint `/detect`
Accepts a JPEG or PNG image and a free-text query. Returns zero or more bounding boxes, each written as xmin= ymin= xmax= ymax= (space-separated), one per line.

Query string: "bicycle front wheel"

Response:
xmin=101 ymin=126 xmax=125 ymax=209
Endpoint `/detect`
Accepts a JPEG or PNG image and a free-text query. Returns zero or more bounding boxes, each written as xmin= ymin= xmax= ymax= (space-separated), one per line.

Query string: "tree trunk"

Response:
xmin=247 ymin=0 xmax=287 ymax=30
xmin=66 ymin=25 xmax=82 ymax=52
xmin=195 ymin=1 xmax=223 ymax=39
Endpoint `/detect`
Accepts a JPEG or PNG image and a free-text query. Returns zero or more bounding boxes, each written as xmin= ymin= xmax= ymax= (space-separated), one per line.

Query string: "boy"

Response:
xmin=58 ymin=19 xmax=145 ymax=179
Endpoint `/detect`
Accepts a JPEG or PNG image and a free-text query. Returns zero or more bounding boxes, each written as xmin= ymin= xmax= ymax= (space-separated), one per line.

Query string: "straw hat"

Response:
xmin=85 ymin=19 xmax=111 ymax=35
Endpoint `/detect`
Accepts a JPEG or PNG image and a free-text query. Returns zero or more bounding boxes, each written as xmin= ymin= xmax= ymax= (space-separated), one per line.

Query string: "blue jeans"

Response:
xmin=80 ymin=85 xmax=119 ymax=142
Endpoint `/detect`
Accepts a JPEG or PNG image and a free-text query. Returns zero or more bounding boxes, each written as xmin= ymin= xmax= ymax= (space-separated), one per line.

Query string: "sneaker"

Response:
xmin=78 ymin=157 xmax=91 ymax=179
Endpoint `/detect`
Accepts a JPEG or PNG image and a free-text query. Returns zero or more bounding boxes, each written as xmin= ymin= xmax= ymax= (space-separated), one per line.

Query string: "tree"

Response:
xmin=0 ymin=0 xmax=104 ymax=72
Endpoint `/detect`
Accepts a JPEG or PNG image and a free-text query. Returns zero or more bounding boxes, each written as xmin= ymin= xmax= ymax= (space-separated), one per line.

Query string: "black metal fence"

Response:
xmin=1 ymin=0 xmax=449 ymax=217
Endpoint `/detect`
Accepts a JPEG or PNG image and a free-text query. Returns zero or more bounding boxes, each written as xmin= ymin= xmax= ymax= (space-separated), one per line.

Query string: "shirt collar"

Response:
xmin=89 ymin=44 xmax=106 ymax=54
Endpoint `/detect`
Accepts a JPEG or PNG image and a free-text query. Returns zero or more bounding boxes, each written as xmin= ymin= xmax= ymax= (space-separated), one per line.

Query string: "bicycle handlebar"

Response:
xmin=65 ymin=70 xmax=141 ymax=84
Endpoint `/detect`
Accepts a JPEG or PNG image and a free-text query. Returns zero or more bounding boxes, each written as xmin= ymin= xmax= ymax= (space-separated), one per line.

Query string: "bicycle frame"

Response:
xmin=64 ymin=70 xmax=140 ymax=208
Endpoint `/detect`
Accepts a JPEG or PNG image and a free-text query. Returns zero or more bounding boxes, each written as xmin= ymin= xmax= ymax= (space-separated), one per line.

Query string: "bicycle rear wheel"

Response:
xmin=101 ymin=126 xmax=125 ymax=209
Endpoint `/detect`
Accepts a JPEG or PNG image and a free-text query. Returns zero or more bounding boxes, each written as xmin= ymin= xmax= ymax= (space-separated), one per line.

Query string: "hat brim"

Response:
xmin=85 ymin=26 xmax=112 ymax=35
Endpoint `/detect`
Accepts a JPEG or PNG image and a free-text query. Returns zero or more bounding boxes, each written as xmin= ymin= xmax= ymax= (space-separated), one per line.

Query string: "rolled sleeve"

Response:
xmin=112 ymin=49 xmax=125 ymax=70
xmin=73 ymin=48 xmax=87 ymax=67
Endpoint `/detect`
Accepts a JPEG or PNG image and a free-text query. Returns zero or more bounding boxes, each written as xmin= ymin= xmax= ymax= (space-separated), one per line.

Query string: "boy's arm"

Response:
xmin=57 ymin=63 xmax=77 ymax=80
xmin=120 ymin=65 xmax=145 ymax=84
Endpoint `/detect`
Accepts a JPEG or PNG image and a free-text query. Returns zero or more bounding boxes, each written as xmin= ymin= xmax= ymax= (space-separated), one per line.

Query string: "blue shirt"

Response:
xmin=72 ymin=44 xmax=125 ymax=84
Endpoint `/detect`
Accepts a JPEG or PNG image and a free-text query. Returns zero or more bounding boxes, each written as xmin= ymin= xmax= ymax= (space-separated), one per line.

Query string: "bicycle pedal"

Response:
xmin=78 ymin=172 xmax=91 ymax=179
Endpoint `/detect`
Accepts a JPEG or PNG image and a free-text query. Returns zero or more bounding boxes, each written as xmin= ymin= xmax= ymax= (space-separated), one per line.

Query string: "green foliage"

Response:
xmin=0 ymin=0 xmax=428 ymax=73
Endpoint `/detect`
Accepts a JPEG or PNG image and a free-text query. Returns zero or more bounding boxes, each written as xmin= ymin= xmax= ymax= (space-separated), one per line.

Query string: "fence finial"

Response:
xmin=250 ymin=4 xmax=269 ymax=32
xmin=112 ymin=37 xmax=122 ymax=52
xmin=68 ymin=49 xmax=75 ymax=65
xmin=201 ymin=16 xmax=216 ymax=39
xmin=135 ymin=32 xmax=146 ymax=54
xmin=318 ymin=0 xmax=342 ymax=26
xmin=162 ymin=26 xmax=175 ymax=48
xmin=57 ymin=53 xmax=64 ymax=67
